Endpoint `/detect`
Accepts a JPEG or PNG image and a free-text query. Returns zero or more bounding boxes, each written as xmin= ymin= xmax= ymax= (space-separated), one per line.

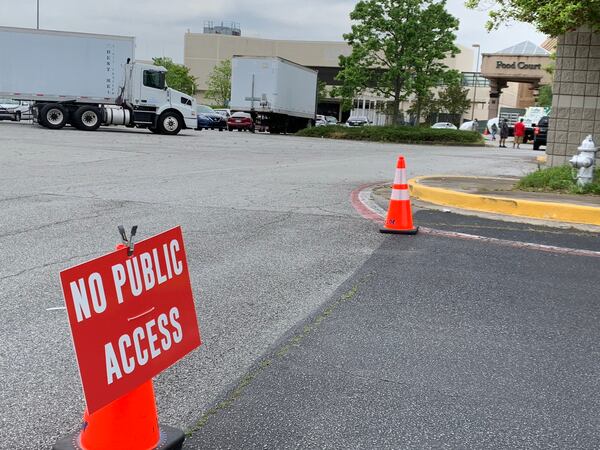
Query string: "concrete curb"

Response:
xmin=408 ymin=176 xmax=600 ymax=227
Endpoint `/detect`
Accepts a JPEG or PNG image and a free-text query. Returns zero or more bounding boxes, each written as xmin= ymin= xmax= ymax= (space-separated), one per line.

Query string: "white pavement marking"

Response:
xmin=354 ymin=185 xmax=600 ymax=259
xmin=46 ymin=306 xmax=66 ymax=311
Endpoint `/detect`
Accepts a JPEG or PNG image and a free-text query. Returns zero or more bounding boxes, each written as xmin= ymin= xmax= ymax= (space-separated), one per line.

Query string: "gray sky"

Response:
xmin=0 ymin=0 xmax=546 ymax=65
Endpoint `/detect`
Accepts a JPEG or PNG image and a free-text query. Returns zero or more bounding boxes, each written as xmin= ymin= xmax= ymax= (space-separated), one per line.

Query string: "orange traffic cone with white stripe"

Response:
xmin=380 ymin=156 xmax=419 ymax=235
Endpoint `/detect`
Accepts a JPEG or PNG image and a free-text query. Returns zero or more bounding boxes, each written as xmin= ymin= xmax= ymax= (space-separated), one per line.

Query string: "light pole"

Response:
xmin=471 ymin=44 xmax=481 ymax=121
xmin=36 ymin=0 xmax=39 ymax=29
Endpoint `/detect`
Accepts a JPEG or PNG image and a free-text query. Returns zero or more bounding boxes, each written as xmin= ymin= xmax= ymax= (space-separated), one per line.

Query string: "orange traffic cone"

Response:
xmin=380 ymin=156 xmax=419 ymax=235
xmin=53 ymin=380 xmax=184 ymax=449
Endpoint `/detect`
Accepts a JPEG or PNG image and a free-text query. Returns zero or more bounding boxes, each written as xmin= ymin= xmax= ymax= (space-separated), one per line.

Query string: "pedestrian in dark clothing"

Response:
xmin=499 ymin=119 xmax=509 ymax=148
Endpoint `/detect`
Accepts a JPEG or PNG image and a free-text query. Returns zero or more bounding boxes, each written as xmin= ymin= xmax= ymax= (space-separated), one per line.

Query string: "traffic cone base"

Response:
xmin=52 ymin=424 xmax=184 ymax=450
xmin=380 ymin=225 xmax=419 ymax=235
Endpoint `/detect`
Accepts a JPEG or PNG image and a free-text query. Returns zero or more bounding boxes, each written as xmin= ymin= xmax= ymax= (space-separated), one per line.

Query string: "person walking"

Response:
xmin=491 ymin=122 xmax=498 ymax=141
xmin=513 ymin=118 xmax=526 ymax=149
xmin=499 ymin=119 xmax=509 ymax=148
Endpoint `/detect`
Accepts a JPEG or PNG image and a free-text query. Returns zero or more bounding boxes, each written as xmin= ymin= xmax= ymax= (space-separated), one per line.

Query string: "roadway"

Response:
xmin=1 ymin=122 xmax=587 ymax=449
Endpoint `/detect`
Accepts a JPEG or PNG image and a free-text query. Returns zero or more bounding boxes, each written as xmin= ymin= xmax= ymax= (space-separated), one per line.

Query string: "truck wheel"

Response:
xmin=40 ymin=104 xmax=68 ymax=129
xmin=158 ymin=111 xmax=182 ymax=135
xmin=73 ymin=106 xmax=102 ymax=131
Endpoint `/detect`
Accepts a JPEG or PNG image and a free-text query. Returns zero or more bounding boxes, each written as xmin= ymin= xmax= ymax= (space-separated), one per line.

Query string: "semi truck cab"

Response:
xmin=127 ymin=62 xmax=197 ymax=133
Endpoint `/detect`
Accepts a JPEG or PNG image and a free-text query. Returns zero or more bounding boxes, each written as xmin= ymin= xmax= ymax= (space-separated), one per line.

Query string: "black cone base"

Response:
xmin=379 ymin=226 xmax=419 ymax=235
xmin=52 ymin=424 xmax=185 ymax=450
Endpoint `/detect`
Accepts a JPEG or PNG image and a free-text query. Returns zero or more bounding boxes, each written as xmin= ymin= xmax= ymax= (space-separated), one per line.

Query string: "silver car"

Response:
xmin=0 ymin=98 xmax=30 ymax=121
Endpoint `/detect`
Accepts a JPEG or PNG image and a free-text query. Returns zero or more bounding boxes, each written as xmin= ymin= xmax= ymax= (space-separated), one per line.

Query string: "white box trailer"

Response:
xmin=0 ymin=27 xmax=196 ymax=134
xmin=230 ymin=56 xmax=317 ymax=133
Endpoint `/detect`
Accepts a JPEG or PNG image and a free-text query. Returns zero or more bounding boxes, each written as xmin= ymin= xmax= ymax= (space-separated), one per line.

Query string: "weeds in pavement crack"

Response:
xmin=187 ymin=283 xmax=362 ymax=435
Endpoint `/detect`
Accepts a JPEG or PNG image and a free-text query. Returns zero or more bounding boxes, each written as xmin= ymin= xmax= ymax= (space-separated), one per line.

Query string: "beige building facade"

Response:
xmin=184 ymin=32 xmax=536 ymax=122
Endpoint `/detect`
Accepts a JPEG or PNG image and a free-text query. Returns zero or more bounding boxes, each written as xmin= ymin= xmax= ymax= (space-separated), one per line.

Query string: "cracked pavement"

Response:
xmin=0 ymin=122 xmax=538 ymax=449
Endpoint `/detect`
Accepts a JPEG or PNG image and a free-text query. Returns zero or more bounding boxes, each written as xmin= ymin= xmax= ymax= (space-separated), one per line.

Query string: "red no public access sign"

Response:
xmin=59 ymin=226 xmax=201 ymax=414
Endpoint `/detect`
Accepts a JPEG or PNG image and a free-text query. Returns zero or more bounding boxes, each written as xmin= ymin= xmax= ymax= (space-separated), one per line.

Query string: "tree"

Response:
xmin=152 ymin=57 xmax=197 ymax=96
xmin=411 ymin=69 xmax=461 ymax=124
xmin=317 ymin=80 xmax=329 ymax=103
xmin=465 ymin=0 xmax=600 ymax=35
xmin=336 ymin=0 xmax=460 ymax=124
xmin=538 ymin=85 xmax=553 ymax=107
xmin=437 ymin=79 xmax=471 ymax=124
xmin=205 ymin=60 xmax=232 ymax=107
xmin=408 ymin=89 xmax=437 ymax=124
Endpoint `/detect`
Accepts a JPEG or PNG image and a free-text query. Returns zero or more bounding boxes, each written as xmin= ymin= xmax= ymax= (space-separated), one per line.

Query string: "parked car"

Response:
xmin=0 ymin=98 xmax=30 ymax=121
xmin=316 ymin=114 xmax=328 ymax=127
xmin=431 ymin=122 xmax=457 ymax=130
xmin=227 ymin=112 xmax=255 ymax=132
xmin=346 ymin=116 xmax=370 ymax=127
xmin=325 ymin=116 xmax=338 ymax=125
xmin=196 ymin=105 xmax=227 ymax=131
xmin=533 ymin=116 xmax=549 ymax=151
xmin=214 ymin=108 xmax=231 ymax=118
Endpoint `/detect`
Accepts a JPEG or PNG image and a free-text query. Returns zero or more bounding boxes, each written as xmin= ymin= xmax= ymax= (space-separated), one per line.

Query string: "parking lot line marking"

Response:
xmin=46 ymin=306 xmax=66 ymax=311
xmin=352 ymin=184 xmax=600 ymax=259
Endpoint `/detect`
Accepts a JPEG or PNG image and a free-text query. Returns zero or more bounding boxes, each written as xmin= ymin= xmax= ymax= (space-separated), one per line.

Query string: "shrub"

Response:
xmin=296 ymin=125 xmax=483 ymax=145
xmin=517 ymin=165 xmax=600 ymax=195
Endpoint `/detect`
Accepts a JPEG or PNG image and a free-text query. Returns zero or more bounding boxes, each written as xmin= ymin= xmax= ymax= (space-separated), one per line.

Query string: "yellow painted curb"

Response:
xmin=408 ymin=176 xmax=600 ymax=226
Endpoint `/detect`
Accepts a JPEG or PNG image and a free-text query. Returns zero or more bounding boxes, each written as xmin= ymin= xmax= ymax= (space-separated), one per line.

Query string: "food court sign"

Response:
xmin=496 ymin=60 xmax=543 ymax=70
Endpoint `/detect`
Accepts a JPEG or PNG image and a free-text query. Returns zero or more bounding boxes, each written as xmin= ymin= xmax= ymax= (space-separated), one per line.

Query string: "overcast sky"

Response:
xmin=0 ymin=0 xmax=546 ymax=66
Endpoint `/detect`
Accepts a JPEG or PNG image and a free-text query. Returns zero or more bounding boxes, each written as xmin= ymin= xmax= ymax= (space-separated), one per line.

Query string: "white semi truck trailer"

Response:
xmin=0 ymin=27 xmax=196 ymax=135
xmin=230 ymin=56 xmax=318 ymax=134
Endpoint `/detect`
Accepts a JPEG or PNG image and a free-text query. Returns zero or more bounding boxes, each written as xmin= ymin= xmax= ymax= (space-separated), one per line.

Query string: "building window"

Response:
xmin=461 ymin=72 xmax=490 ymax=87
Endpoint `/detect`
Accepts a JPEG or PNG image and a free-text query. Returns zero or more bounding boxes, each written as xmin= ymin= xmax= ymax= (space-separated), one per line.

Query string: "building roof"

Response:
xmin=496 ymin=41 xmax=550 ymax=56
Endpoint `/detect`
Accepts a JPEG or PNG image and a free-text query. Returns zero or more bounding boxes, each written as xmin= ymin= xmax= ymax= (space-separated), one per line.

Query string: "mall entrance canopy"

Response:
xmin=481 ymin=41 xmax=552 ymax=119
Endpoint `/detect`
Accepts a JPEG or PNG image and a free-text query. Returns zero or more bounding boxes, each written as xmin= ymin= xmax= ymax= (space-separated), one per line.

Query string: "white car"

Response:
xmin=460 ymin=120 xmax=480 ymax=131
xmin=214 ymin=108 xmax=231 ymax=118
xmin=431 ymin=122 xmax=457 ymax=130
xmin=316 ymin=114 xmax=328 ymax=127
xmin=0 ymin=99 xmax=30 ymax=121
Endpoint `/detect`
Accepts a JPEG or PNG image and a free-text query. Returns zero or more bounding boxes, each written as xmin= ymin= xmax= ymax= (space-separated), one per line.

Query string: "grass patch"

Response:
xmin=517 ymin=165 xmax=600 ymax=195
xmin=295 ymin=125 xmax=484 ymax=146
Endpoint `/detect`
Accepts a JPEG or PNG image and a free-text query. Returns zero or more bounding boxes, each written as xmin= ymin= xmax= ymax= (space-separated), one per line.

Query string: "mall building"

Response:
xmin=184 ymin=24 xmax=552 ymax=124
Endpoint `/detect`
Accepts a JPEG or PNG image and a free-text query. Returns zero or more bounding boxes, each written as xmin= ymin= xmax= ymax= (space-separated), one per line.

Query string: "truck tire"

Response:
xmin=40 ymin=104 xmax=68 ymax=129
xmin=73 ymin=106 xmax=102 ymax=131
xmin=157 ymin=111 xmax=182 ymax=135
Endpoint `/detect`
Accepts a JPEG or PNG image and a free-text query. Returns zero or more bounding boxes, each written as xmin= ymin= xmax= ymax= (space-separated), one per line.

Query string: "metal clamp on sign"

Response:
xmin=118 ymin=225 xmax=138 ymax=256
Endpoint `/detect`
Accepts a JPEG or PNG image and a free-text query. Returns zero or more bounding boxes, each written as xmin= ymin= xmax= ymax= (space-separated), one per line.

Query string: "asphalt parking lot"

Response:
xmin=0 ymin=122 xmax=542 ymax=448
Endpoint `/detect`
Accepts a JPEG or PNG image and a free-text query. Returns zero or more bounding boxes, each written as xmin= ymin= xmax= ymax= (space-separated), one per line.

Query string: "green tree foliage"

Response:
xmin=152 ymin=57 xmax=198 ymax=96
xmin=336 ymin=0 xmax=460 ymax=124
xmin=465 ymin=0 xmax=600 ymax=35
xmin=538 ymin=85 xmax=553 ymax=107
xmin=317 ymin=80 xmax=329 ymax=103
xmin=411 ymin=70 xmax=461 ymax=124
xmin=437 ymin=79 xmax=472 ymax=123
xmin=205 ymin=60 xmax=232 ymax=107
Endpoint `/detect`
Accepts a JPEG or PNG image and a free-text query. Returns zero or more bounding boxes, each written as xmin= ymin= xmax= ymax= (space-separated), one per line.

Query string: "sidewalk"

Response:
xmin=185 ymin=212 xmax=600 ymax=449
xmin=393 ymin=176 xmax=600 ymax=227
